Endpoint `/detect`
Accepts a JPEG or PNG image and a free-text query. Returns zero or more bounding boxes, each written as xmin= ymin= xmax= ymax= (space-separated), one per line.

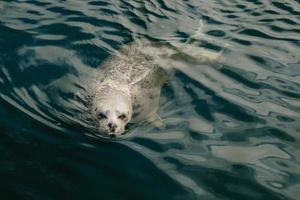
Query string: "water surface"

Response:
xmin=0 ymin=0 xmax=299 ymax=199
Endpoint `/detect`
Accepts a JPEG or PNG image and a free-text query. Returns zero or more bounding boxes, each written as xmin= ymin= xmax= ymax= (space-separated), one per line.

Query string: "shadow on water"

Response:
xmin=0 ymin=0 xmax=300 ymax=199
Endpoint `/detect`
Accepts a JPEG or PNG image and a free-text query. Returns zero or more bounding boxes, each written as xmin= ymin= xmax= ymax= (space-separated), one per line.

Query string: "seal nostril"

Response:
xmin=110 ymin=134 xmax=116 ymax=138
xmin=108 ymin=123 xmax=117 ymax=129
xmin=108 ymin=123 xmax=118 ymax=133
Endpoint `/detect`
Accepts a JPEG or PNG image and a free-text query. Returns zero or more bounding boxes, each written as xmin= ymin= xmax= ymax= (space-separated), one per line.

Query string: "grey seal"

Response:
xmin=84 ymin=41 xmax=167 ymax=138
xmin=77 ymin=24 xmax=222 ymax=138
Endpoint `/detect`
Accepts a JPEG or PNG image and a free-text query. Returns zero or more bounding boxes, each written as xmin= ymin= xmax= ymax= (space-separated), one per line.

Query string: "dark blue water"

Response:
xmin=0 ymin=0 xmax=299 ymax=199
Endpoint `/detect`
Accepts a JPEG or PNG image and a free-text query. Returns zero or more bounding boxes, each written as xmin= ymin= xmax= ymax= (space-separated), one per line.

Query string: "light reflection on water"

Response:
xmin=0 ymin=0 xmax=299 ymax=199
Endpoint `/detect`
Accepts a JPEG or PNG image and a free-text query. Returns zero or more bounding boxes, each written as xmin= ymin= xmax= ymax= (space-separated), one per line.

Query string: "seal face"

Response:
xmin=91 ymin=88 xmax=132 ymax=136
xmin=85 ymin=41 xmax=167 ymax=138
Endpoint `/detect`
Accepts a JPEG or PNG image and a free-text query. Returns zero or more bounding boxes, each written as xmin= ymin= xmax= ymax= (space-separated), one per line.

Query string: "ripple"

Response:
xmin=0 ymin=0 xmax=300 ymax=199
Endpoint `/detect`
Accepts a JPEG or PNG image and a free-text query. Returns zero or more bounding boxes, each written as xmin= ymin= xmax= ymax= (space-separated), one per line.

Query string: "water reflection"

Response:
xmin=0 ymin=0 xmax=299 ymax=199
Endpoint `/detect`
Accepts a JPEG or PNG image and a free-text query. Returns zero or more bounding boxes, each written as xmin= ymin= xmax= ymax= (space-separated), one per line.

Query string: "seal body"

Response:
xmin=87 ymin=41 xmax=167 ymax=137
xmin=80 ymin=36 xmax=221 ymax=137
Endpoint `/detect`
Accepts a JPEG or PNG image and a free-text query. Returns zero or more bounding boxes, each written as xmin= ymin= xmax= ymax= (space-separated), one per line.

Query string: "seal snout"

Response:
xmin=108 ymin=122 xmax=117 ymax=133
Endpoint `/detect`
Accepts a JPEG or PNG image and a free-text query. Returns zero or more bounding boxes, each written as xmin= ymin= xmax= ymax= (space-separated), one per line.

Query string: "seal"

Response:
xmin=77 ymin=20 xmax=223 ymax=138
xmin=84 ymin=41 xmax=168 ymax=138
xmin=77 ymin=37 xmax=222 ymax=138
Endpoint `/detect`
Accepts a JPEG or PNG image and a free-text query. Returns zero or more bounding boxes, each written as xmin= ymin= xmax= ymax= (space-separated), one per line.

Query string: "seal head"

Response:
xmin=91 ymin=87 xmax=132 ymax=137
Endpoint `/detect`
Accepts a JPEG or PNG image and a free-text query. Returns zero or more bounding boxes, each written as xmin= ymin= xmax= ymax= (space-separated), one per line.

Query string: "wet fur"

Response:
xmin=84 ymin=41 xmax=167 ymax=136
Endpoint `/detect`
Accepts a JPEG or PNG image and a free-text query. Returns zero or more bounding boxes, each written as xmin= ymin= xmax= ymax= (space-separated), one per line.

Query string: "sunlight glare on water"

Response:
xmin=0 ymin=0 xmax=299 ymax=199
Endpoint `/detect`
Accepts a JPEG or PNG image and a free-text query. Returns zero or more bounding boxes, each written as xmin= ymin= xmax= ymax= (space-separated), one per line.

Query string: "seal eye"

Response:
xmin=118 ymin=114 xmax=126 ymax=121
xmin=97 ymin=112 xmax=107 ymax=119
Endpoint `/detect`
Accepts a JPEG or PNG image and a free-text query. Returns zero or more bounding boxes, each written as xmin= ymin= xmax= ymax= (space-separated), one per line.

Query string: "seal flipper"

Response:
xmin=147 ymin=114 xmax=166 ymax=130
